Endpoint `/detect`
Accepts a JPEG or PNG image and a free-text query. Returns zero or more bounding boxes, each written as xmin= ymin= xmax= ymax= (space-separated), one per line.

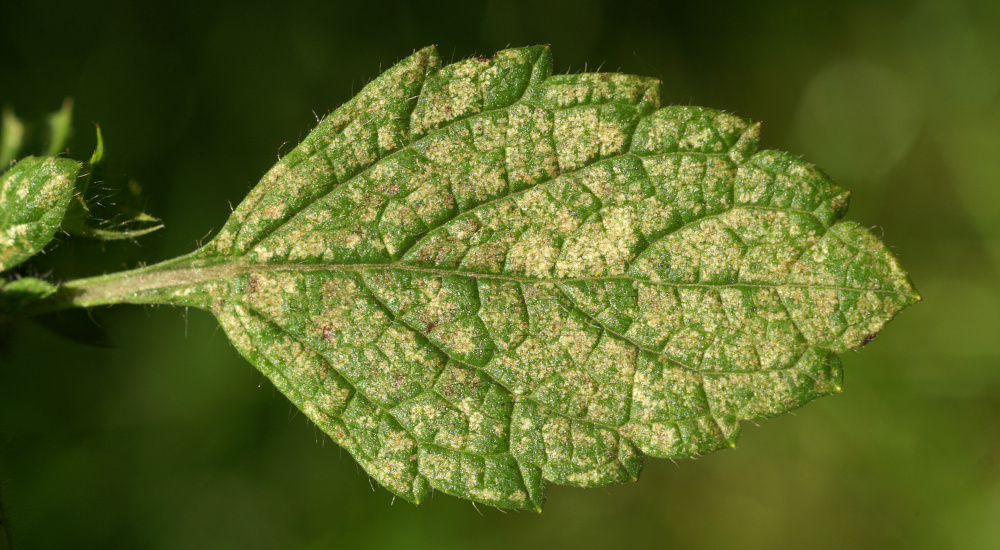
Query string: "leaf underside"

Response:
xmin=137 ymin=46 xmax=918 ymax=510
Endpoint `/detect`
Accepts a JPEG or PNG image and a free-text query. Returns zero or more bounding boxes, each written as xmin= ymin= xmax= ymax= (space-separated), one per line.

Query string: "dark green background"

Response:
xmin=2 ymin=0 xmax=998 ymax=548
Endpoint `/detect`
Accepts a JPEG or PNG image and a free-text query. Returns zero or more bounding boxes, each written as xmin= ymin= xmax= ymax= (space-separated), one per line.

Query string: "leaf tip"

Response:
xmin=889 ymin=257 xmax=922 ymax=311
xmin=412 ymin=44 xmax=440 ymax=67
xmin=409 ymin=474 xmax=431 ymax=506
xmin=719 ymin=417 xmax=741 ymax=449
xmin=903 ymin=281 xmax=922 ymax=306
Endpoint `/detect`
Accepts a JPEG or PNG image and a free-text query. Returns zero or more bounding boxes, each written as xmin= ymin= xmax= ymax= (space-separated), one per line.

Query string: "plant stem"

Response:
xmin=20 ymin=251 xmax=209 ymax=316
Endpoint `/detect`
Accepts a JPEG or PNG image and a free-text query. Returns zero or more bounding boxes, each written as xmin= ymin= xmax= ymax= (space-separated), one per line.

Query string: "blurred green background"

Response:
xmin=2 ymin=0 xmax=998 ymax=548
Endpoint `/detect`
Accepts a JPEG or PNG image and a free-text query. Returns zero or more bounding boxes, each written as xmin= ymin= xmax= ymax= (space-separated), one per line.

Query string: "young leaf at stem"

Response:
xmin=0 ymin=156 xmax=80 ymax=273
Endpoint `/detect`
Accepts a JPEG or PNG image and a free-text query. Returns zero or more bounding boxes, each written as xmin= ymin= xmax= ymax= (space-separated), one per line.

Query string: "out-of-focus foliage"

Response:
xmin=0 ymin=0 xmax=996 ymax=548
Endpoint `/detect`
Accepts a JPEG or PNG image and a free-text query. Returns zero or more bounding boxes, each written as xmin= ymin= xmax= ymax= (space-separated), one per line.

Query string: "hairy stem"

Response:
xmin=20 ymin=251 xmax=208 ymax=316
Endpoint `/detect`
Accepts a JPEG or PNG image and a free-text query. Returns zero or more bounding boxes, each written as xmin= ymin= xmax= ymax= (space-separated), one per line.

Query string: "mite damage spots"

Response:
xmin=189 ymin=45 xmax=919 ymax=511
xmin=0 ymin=156 xmax=80 ymax=271
xmin=245 ymin=275 xmax=260 ymax=293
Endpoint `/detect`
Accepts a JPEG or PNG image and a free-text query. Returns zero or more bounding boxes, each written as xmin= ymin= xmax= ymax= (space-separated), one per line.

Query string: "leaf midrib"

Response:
xmin=67 ymin=258 xmax=911 ymax=308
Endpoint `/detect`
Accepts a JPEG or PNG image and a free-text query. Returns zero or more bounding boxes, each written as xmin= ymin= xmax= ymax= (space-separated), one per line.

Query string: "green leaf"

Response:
xmin=62 ymin=125 xmax=164 ymax=240
xmin=0 ymin=277 xmax=58 ymax=315
xmin=0 ymin=156 xmax=81 ymax=272
xmin=122 ymin=46 xmax=918 ymax=510
xmin=45 ymin=98 xmax=73 ymax=157
xmin=0 ymin=107 xmax=25 ymax=169
xmin=1 ymin=99 xmax=75 ymax=170
xmin=83 ymin=122 xmax=105 ymax=188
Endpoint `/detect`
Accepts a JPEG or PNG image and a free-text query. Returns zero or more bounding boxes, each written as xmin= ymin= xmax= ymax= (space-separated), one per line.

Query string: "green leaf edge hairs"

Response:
xmin=2 ymin=45 xmax=919 ymax=512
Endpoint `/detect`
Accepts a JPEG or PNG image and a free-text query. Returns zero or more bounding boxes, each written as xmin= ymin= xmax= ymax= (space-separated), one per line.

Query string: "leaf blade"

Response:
xmin=143 ymin=46 xmax=918 ymax=509
xmin=0 ymin=156 xmax=80 ymax=272
xmin=0 ymin=107 xmax=25 ymax=169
